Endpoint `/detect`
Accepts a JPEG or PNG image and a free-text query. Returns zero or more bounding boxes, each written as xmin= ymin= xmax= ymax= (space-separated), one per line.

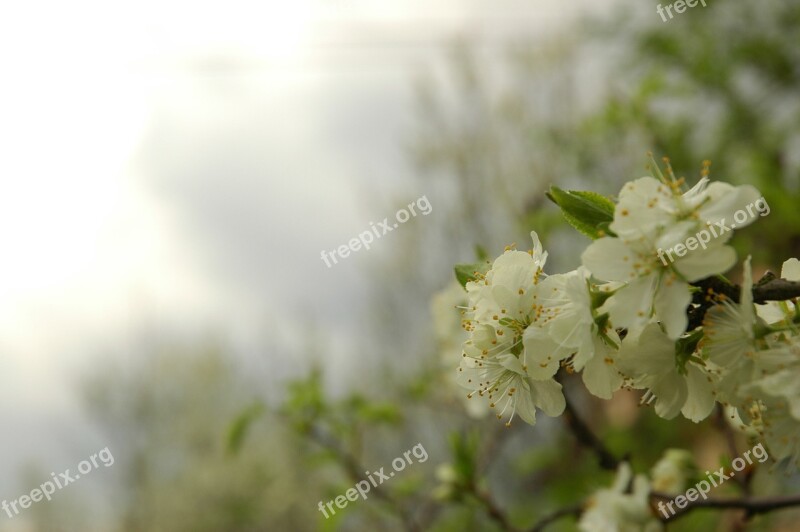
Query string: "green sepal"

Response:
xmin=546 ymin=186 xmax=616 ymax=240
xmin=455 ymin=259 xmax=491 ymax=288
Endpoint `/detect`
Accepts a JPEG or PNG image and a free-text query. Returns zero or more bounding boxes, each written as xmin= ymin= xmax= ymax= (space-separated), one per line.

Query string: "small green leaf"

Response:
xmin=547 ymin=186 xmax=616 ymax=239
xmin=226 ymin=401 xmax=265 ymax=455
xmin=356 ymin=402 xmax=403 ymax=425
xmin=454 ymin=260 xmax=491 ymax=288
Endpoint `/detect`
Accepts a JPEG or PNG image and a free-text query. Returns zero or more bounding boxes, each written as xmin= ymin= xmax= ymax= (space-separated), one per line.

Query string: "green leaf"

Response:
xmin=356 ymin=401 xmax=403 ymax=425
xmin=547 ymin=186 xmax=616 ymax=239
xmin=226 ymin=401 xmax=265 ymax=455
xmin=454 ymin=260 xmax=491 ymax=288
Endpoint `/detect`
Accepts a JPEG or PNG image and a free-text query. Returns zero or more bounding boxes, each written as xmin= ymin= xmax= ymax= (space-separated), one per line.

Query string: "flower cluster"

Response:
xmin=578 ymin=449 xmax=695 ymax=531
xmin=446 ymin=159 xmax=800 ymax=464
xmin=578 ymin=462 xmax=661 ymax=532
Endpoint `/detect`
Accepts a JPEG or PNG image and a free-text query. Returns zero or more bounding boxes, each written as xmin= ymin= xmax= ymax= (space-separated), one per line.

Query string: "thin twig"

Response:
xmin=559 ymin=371 xmax=620 ymax=471
xmin=307 ymin=426 xmax=421 ymax=532
xmin=468 ymin=482 xmax=521 ymax=532
xmin=711 ymin=404 xmax=753 ymax=495
xmin=526 ymin=504 xmax=583 ymax=532
xmin=651 ymin=491 xmax=800 ymax=523
xmin=477 ymin=421 xmax=522 ymax=475
xmin=687 ymin=275 xmax=800 ymax=331
xmin=688 ymin=275 xmax=800 ymax=327
xmin=692 ymin=276 xmax=800 ymax=304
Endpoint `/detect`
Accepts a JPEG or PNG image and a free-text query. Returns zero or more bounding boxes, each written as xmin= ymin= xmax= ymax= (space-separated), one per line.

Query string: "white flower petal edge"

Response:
xmin=578 ymin=462 xmax=661 ymax=532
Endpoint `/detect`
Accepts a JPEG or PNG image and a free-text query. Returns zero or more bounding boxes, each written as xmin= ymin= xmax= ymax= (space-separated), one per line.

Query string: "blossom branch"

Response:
xmin=526 ymin=504 xmax=583 ymax=532
xmin=711 ymin=405 xmax=753 ymax=495
xmin=306 ymin=425 xmax=422 ymax=532
xmin=559 ymin=370 xmax=621 ymax=471
xmin=692 ymin=275 xmax=800 ymax=305
xmin=466 ymin=481 xmax=521 ymax=532
xmin=650 ymin=491 xmax=800 ymax=522
xmin=687 ymin=274 xmax=800 ymax=330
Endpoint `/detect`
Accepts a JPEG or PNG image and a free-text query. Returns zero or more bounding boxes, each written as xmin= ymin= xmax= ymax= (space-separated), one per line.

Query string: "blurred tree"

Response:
xmin=82 ymin=344 xmax=316 ymax=532
xmin=337 ymin=0 xmax=800 ymax=530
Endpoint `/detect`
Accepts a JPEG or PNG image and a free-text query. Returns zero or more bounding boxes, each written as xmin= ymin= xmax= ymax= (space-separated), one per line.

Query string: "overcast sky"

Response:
xmin=0 ymin=0 xmax=622 ymax=518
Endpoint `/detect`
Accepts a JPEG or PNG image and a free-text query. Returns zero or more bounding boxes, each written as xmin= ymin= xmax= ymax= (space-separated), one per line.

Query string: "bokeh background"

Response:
xmin=1 ymin=0 xmax=799 ymax=530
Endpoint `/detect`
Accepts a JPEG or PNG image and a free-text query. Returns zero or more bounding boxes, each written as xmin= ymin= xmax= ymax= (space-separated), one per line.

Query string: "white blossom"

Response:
xmin=579 ymin=462 xmax=662 ymax=532
xmin=650 ymin=449 xmax=694 ymax=494
xmin=523 ymin=267 xmax=623 ymax=399
xmin=456 ymin=232 xmax=565 ymax=426
xmin=432 ymin=280 xmax=489 ymax=418
xmin=618 ymin=324 xmax=716 ymax=422
xmin=582 ymin=175 xmax=761 ymax=340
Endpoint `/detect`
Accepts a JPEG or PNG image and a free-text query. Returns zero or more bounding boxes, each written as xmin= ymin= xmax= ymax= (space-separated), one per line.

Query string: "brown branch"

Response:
xmin=711 ymin=405 xmax=753 ymax=495
xmin=692 ymin=275 xmax=800 ymax=305
xmin=307 ymin=426 xmax=422 ymax=532
xmin=651 ymin=491 xmax=800 ymax=523
xmin=526 ymin=504 xmax=583 ymax=532
xmin=559 ymin=370 xmax=621 ymax=471
xmin=687 ymin=274 xmax=800 ymax=331
xmin=468 ymin=482 xmax=521 ymax=532
xmin=477 ymin=421 xmax=523 ymax=475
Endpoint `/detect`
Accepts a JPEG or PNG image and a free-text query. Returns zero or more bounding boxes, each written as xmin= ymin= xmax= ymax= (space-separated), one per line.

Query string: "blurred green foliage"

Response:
xmin=24 ymin=2 xmax=800 ymax=531
xmin=81 ymin=346 xmax=318 ymax=532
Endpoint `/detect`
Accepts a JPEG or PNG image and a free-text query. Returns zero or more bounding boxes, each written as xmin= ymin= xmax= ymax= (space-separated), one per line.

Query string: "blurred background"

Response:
xmin=1 ymin=0 xmax=799 ymax=530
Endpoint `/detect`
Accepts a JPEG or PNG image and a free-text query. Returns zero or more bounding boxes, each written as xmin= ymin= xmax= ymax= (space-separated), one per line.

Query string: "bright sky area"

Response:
xmin=0 ymin=0 xmax=620 ymax=517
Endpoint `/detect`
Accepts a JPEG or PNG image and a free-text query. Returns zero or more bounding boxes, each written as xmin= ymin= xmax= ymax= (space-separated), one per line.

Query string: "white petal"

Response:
xmin=515 ymin=383 xmax=538 ymax=425
xmin=650 ymin=371 xmax=688 ymax=420
xmin=654 ymin=220 xmax=699 ymax=251
xmin=673 ymin=243 xmax=736 ymax=281
xmin=610 ymin=177 xmax=674 ymax=238
xmin=617 ymin=324 xmax=674 ymax=378
xmin=754 ymin=369 xmax=800 ymax=419
xmin=654 ymin=274 xmax=691 ymax=339
xmin=531 ymin=379 xmax=566 ymax=417
xmin=497 ymin=353 xmax=526 ymax=376
xmin=740 ymin=255 xmax=753 ymax=308
xmin=681 ymin=364 xmax=716 ymax=422
xmin=781 ymin=258 xmax=800 ymax=281
xmin=606 ymin=274 xmax=658 ymax=338
xmin=529 ymin=230 xmax=548 ymax=268
xmin=697 ymin=183 xmax=762 ymax=229
xmin=523 ymin=327 xmax=563 ymax=379
xmin=581 ymin=238 xmax=638 ymax=282
xmin=582 ymin=339 xmax=623 ymax=399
